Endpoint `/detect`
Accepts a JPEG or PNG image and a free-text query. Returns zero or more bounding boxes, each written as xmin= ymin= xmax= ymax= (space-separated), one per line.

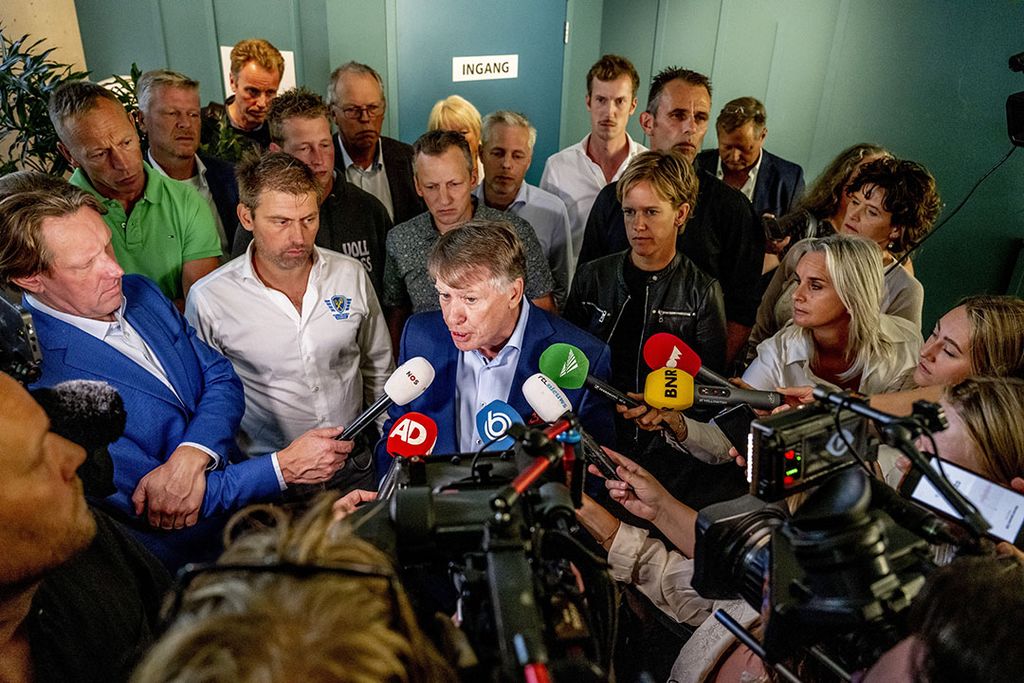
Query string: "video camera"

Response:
xmin=0 ymin=296 xmax=42 ymax=384
xmin=357 ymin=415 xmax=616 ymax=682
xmin=690 ymin=389 xmax=977 ymax=680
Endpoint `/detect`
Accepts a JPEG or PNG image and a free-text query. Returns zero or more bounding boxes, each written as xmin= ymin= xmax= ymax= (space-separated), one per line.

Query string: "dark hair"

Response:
xmin=236 ymin=151 xmax=322 ymax=210
xmin=266 ymin=87 xmax=330 ymax=145
xmin=646 ymin=67 xmax=712 ymax=115
xmin=846 ymin=157 xmax=942 ymax=257
xmin=909 ymin=555 xmax=1024 ymax=683
xmin=586 ymin=54 xmax=640 ymax=96
xmin=794 ymin=143 xmax=890 ymax=221
xmin=412 ymin=129 xmax=474 ymax=177
xmin=716 ymin=96 xmax=766 ymax=134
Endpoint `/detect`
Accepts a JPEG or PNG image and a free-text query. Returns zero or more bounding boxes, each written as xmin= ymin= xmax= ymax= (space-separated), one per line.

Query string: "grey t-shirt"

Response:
xmin=382 ymin=200 xmax=554 ymax=312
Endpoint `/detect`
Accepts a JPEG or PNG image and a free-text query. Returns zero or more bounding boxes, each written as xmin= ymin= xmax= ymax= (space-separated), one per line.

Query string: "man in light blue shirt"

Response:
xmin=476 ymin=111 xmax=574 ymax=305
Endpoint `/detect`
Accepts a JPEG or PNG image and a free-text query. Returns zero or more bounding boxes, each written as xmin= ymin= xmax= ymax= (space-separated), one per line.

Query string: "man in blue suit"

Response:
xmin=694 ymin=96 xmax=804 ymax=219
xmin=0 ymin=185 xmax=354 ymax=569
xmin=376 ymin=219 xmax=615 ymax=473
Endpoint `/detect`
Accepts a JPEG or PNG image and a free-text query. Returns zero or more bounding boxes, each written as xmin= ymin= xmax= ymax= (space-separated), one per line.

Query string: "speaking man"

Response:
xmin=187 ymin=152 xmax=393 ymax=495
xmin=0 ymin=184 xmax=354 ymax=568
xmin=376 ymin=219 xmax=614 ymax=472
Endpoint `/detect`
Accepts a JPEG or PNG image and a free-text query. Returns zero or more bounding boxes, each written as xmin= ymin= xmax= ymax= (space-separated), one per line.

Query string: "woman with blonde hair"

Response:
xmin=428 ymin=94 xmax=484 ymax=182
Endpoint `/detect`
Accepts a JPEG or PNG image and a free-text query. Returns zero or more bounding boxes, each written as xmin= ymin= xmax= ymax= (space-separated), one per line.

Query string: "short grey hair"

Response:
xmin=48 ymin=80 xmax=122 ymax=143
xmin=427 ymin=219 xmax=526 ymax=290
xmin=137 ymin=69 xmax=200 ymax=114
xmin=327 ymin=61 xmax=385 ymax=107
xmin=481 ymin=110 xmax=537 ymax=151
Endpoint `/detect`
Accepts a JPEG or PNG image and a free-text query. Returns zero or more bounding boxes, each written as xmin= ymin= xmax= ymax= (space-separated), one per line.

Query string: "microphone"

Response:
xmin=642 ymin=332 xmax=727 ymax=387
xmin=337 ymin=357 xmax=435 ymax=441
xmin=475 ymin=400 xmax=524 ymax=451
xmin=643 ymin=368 xmax=783 ymax=411
xmin=378 ymin=412 xmax=438 ymax=497
xmin=31 ymin=379 xmax=126 ymax=498
xmin=539 ymin=342 xmax=641 ymax=408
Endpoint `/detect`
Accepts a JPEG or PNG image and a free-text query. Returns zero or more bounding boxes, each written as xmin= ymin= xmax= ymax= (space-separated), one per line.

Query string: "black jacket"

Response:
xmin=694 ymin=148 xmax=805 ymax=218
xmin=564 ymin=250 xmax=728 ymax=384
xmin=333 ymin=135 xmax=425 ymax=225
xmin=578 ymin=170 xmax=763 ymax=328
xmin=198 ymin=153 xmax=240 ymax=248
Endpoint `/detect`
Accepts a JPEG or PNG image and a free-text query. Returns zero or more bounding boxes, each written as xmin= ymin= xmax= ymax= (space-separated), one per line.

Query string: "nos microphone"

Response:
xmin=338 ymin=357 xmax=435 ymax=441
xmin=31 ymin=379 xmax=126 ymax=498
xmin=378 ymin=412 xmax=438 ymax=497
xmin=643 ymin=332 xmax=728 ymax=388
xmin=475 ymin=400 xmax=524 ymax=452
xmin=539 ymin=342 xmax=641 ymax=408
xmin=644 ymin=368 xmax=783 ymax=411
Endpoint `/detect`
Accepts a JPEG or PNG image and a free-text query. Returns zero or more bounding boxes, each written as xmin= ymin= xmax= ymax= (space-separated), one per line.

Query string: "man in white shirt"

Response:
xmin=540 ymin=54 xmax=647 ymax=263
xmin=137 ymin=69 xmax=241 ymax=254
xmin=186 ymin=152 xmax=394 ymax=495
xmin=475 ymin=110 xmax=573 ymax=306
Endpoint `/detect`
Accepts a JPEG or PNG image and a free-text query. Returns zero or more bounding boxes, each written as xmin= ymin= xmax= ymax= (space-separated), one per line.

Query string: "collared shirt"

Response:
xmin=383 ymin=200 xmax=554 ymax=312
xmin=539 ymin=133 xmax=646 ymax=263
xmin=455 ymin=300 xmax=530 ymax=452
xmin=70 ymin=163 xmax=221 ymax=301
xmin=184 ymin=244 xmax=394 ymax=487
xmin=147 ymin=151 xmax=229 ymax=254
xmin=338 ymin=134 xmax=395 ymax=221
xmin=474 ymin=181 xmax=573 ymax=305
xmin=25 ymin=292 xmax=220 ymax=465
xmin=714 ymin=150 xmax=763 ymax=203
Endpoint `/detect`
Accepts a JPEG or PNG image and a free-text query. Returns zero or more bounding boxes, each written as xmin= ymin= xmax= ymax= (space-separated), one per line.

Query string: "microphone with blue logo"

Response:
xmin=475 ymin=400 xmax=524 ymax=452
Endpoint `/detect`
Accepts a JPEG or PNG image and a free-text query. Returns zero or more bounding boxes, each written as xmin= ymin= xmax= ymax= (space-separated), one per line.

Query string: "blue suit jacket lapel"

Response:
xmin=123 ymin=301 xmax=195 ymax=411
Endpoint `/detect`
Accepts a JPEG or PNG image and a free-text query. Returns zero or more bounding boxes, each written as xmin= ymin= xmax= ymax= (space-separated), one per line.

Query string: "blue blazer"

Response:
xmin=695 ymin=149 xmax=805 ymax=218
xmin=27 ymin=275 xmax=280 ymax=568
xmin=375 ymin=305 xmax=616 ymax=474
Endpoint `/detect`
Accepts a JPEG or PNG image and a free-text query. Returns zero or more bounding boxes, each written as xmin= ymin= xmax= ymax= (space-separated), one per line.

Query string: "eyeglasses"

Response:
xmin=163 ymin=560 xmax=399 ymax=629
xmin=337 ymin=103 xmax=385 ymax=120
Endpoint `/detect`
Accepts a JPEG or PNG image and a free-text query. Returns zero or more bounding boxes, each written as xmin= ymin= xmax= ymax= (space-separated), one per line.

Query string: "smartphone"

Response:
xmin=900 ymin=456 xmax=1024 ymax=546
xmin=579 ymin=431 xmax=621 ymax=481
xmin=711 ymin=403 xmax=757 ymax=453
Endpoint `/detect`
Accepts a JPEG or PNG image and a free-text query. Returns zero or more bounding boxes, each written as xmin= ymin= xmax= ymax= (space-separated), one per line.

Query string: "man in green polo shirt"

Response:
xmin=49 ymin=81 xmax=221 ymax=308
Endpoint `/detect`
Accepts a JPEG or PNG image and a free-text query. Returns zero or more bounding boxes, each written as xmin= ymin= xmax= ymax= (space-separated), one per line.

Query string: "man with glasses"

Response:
xmin=328 ymin=62 xmax=424 ymax=225
xmin=695 ymin=97 xmax=804 ymax=219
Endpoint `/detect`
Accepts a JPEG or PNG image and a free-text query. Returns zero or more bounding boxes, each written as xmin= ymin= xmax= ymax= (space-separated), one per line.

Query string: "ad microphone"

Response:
xmin=539 ymin=342 xmax=641 ymax=408
xmin=642 ymin=332 xmax=728 ymax=388
xmin=643 ymin=368 xmax=783 ymax=411
xmin=337 ymin=357 xmax=435 ymax=441
xmin=31 ymin=379 xmax=126 ymax=498
xmin=378 ymin=412 xmax=438 ymax=497
xmin=475 ymin=400 xmax=524 ymax=451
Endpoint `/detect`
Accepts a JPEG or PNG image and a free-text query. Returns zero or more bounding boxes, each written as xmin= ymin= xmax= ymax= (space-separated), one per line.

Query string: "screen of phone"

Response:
xmin=910 ymin=457 xmax=1024 ymax=543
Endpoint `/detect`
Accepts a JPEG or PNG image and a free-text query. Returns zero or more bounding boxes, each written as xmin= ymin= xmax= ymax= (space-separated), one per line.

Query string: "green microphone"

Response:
xmin=538 ymin=343 xmax=641 ymax=408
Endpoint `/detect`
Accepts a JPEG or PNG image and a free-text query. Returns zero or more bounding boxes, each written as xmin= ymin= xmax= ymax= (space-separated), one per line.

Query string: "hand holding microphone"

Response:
xmin=337 ymin=356 xmax=436 ymax=442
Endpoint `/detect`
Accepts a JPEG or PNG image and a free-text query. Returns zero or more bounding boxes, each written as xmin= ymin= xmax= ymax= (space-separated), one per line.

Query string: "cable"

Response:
xmin=469 ymin=434 xmax=511 ymax=482
xmin=895 ymin=146 xmax=1018 ymax=267
xmin=830 ymin=398 xmax=875 ymax=477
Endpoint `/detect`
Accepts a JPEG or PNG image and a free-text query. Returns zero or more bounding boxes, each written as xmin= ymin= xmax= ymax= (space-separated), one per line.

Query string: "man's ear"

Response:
xmin=509 ymin=277 xmax=525 ymax=306
xmin=269 ymin=142 xmax=282 ymax=152
xmin=57 ymin=141 xmax=77 ymax=169
xmin=228 ymin=70 xmax=238 ymax=94
xmin=11 ymin=273 xmax=44 ymax=294
xmin=628 ymin=96 xmax=638 ymax=116
xmin=413 ymin=174 xmax=424 ymax=198
xmin=639 ymin=111 xmax=654 ymax=136
xmin=237 ymin=204 xmax=255 ymax=233
xmin=135 ymin=109 xmax=147 ymax=134
xmin=759 ymin=126 xmax=768 ymax=141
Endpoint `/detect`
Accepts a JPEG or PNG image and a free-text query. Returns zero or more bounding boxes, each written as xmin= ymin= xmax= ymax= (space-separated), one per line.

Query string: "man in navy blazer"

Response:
xmin=694 ymin=96 xmax=804 ymax=218
xmin=0 ymin=185 xmax=354 ymax=569
xmin=376 ymin=219 xmax=614 ymax=474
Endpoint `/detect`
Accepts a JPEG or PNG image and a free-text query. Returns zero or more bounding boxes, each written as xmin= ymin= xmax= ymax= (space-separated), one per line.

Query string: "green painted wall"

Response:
xmin=598 ymin=0 xmax=1024 ymax=330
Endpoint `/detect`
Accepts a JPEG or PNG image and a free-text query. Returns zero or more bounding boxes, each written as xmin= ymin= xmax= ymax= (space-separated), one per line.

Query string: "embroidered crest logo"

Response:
xmin=324 ymin=295 xmax=351 ymax=320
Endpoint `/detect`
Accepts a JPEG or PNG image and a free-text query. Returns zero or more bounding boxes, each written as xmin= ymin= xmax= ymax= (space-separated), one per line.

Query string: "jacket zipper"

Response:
xmin=651 ymin=308 xmax=696 ymax=324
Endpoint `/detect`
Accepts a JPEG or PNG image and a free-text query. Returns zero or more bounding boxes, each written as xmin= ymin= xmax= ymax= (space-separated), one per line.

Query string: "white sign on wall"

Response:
xmin=452 ymin=54 xmax=519 ymax=83
xmin=220 ymin=46 xmax=297 ymax=98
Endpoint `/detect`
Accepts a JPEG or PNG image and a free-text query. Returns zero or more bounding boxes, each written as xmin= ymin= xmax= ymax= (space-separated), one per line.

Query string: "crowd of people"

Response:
xmin=0 ymin=35 xmax=1022 ymax=682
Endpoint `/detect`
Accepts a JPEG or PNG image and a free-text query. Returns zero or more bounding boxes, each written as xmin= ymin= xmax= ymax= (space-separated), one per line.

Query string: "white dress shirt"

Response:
xmin=184 ymin=245 xmax=394 ymax=483
xmin=25 ymin=292 xmax=220 ymax=465
xmin=474 ymin=182 xmax=573 ymax=303
xmin=540 ymin=133 xmax=646 ymax=264
xmin=714 ymin=150 xmax=763 ymax=204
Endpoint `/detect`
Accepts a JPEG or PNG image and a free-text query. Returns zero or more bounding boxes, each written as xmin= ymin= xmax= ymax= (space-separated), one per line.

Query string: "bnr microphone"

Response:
xmin=337 ymin=357 xmax=435 ymax=441
xmin=539 ymin=342 xmax=641 ymax=408
xmin=642 ymin=332 xmax=729 ymax=388
xmin=378 ymin=412 xmax=438 ymax=497
xmin=475 ymin=400 xmax=524 ymax=451
xmin=644 ymin=368 xmax=783 ymax=411
xmin=31 ymin=379 xmax=126 ymax=498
